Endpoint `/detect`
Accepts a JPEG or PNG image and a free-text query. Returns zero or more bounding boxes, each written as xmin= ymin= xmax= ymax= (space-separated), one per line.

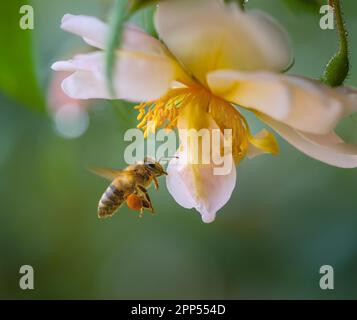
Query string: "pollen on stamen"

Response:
xmin=134 ymin=88 xmax=193 ymax=138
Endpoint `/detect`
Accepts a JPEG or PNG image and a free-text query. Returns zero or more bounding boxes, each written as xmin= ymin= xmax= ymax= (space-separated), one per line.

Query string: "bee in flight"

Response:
xmin=91 ymin=157 xmax=168 ymax=218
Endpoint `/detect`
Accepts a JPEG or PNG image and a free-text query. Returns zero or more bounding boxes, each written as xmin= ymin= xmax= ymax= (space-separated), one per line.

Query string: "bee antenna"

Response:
xmin=158 ymin=156 xmax=179 ymax=163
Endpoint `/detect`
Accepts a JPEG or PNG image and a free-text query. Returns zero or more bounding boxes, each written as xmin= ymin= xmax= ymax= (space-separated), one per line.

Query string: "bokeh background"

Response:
xmin=0 ymin=0 xmax=356 ymax=299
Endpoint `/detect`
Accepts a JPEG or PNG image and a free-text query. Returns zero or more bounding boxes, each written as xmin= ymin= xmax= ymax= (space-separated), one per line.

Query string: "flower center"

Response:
xmin=134 ymin=85 xmax=278 ymax=163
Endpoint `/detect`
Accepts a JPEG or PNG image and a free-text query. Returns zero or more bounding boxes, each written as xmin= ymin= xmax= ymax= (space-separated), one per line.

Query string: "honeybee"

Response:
xmin=91 ymin=157 xmax=168 ymax=218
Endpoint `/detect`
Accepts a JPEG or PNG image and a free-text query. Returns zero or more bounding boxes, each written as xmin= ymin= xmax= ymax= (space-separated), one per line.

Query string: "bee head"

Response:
xmin=144 ymin=157 xmax=168 ymax=176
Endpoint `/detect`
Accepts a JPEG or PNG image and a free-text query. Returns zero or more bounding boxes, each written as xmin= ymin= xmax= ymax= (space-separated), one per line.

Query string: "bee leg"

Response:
xmin=139 ymin=208 xmax=144 ymax=218
xmin=144 ymin=192 xmax=155 ymax=214
xmin=137 ymin=185 xmax=155 ymax=214
xmin=153 ymin=176 xmax=159 ymax=190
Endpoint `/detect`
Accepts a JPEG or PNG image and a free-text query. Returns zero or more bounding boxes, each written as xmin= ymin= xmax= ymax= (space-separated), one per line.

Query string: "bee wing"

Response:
xmin=88 ymin=167 xmax=125 ymax=181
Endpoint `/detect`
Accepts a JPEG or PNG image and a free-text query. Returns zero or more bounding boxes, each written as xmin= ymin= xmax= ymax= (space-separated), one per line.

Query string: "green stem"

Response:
xmin=334 ymin=0 xmax=348 ymax=55
xmin=128 ymin=0 xmax=155 ymax=12
xmin=322 ymin=0 xmax=349 ymax=87
xmin=105 ymin=0 xmax=157 ymax=96
xmin=105 ymin=0 xmax=129 ymax=97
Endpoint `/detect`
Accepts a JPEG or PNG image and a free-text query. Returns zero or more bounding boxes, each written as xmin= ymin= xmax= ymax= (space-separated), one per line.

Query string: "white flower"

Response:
xmin=52 ymin=0 xmax=357 ymax=223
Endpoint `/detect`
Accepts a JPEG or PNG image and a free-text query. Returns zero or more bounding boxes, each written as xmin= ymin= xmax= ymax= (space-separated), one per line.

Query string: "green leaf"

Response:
xmin=0 ymin=0 xmax=44 ymax=111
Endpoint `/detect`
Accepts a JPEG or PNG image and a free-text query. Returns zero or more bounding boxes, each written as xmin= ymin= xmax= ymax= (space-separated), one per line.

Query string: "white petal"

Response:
xmin=51 ymin=61 xmax=79 ymax=72
xmin=155 ymin=0 xmax=292 ymax=84
xmin=260 ymin=114 xmax=357 ymax=168
xmin=115 ymin=51 xmax=177 ymax=102
xmin=335 ymin=86 xmax=357 ymax=116
xmin=166 ymin=156 xmax=197 ymax=210
xmin=208 ymin=71 xmax=346 ymax=134
xmin=61 ymin=14 xmax=107 ymax=49
xmin=47 ymin=71 xmax=87 ymax=113
xmin=166 ymin=152 xmax=237 ymax=223
xmin=122 ymin=24 xmax=169 ymax=55
xmin=51 ymin=51 xmax=176 ymax=101
xmin=52 ymin=52 xmax=109 ymax=99
xmin=60 ymin=14 xmax=166 ymax=54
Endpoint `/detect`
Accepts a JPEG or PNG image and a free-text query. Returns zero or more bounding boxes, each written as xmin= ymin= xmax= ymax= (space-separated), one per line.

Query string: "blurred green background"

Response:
xmin=0 ymin=0 xmax=357 ymax=299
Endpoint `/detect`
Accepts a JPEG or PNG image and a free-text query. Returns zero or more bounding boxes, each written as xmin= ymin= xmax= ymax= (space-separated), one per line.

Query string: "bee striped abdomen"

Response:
xmin=98 ymin=184 xmax=124 ymax=218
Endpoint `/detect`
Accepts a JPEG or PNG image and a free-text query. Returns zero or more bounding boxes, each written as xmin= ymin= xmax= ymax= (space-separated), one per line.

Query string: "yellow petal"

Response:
xmin=207 ymin=70 xmax=346 ymax=135
xmin=155 ymin=0 xmax=292 ymax=85
xmin=208 ymin=96 xmax=249 ymax=163
xmin=247 ymin=129 xmax=279 ymax=158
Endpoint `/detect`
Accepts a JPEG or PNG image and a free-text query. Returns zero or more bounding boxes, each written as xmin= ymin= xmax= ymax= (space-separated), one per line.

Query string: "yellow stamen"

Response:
xmin=134 ymin=87 xmax=196 ymax=138
xmin=134 ymin=85 xmax=279 ymax=159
